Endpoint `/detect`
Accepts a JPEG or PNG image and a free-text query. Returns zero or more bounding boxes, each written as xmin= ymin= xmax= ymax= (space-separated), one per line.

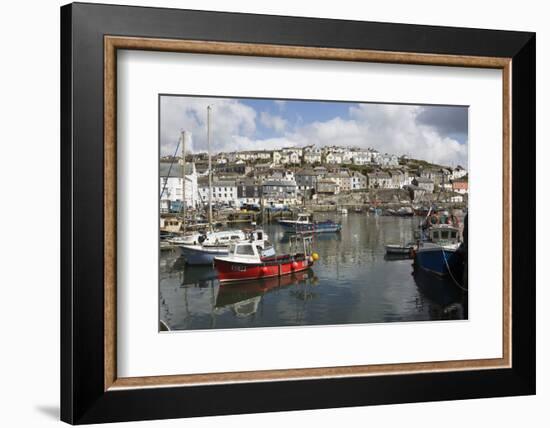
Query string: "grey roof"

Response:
xmin=160 ymin=162 xmax=194 ymax=178
xmin=368 ymin=172 xmax=390 ymax=179
xmin=295 ymin=169 xmax=318 ymax=176
xmin=212 ymin=180 xmax=237 ymax=187
xmin=413 ymin=177 xmax=434 ymax=183
xmin=262 ymin=180 xmax=296 ymax=187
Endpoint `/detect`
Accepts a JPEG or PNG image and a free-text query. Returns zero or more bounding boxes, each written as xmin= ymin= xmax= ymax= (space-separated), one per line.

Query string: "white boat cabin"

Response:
xmin=427 ymin=225 xmax=461 ymax=245
xmin=294 ymin=213 xmax=312 ymax=224
xmin=224 ymin=242 xmax=267 ymax=263
xmin=201 ymin=230 xmax=246 ymax=246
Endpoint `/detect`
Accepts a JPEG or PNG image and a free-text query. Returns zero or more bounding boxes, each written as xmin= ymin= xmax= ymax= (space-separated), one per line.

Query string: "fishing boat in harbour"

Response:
xmin=179 ymin=229 xmax=274 ymax=265
xmin=414 ymin=224 xmax=461 ymax=277
xmin=278 ymin=212 xmax=342 ymax=233
xmin=214 ymin=235 xmax=318 ymax=283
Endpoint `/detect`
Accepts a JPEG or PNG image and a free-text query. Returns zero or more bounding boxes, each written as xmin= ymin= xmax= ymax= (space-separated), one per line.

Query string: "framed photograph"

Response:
xmin=61 ymin=2 xmax=535 ymax=424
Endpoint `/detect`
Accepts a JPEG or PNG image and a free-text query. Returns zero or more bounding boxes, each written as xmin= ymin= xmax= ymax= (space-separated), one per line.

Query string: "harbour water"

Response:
xmin=160 ymin=214 xmax=467 ymax=331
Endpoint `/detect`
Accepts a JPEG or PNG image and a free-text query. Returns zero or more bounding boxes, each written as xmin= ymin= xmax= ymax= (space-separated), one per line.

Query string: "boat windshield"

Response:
xmin=430 ymin=226 xmax=459 ymax=244
xmin=235 ymin=244 xmax=255 ymax=256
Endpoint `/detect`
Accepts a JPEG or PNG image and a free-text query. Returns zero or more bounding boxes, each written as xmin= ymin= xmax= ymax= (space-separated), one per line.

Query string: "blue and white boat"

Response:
xmin=414 ymin=224 xmax=461 ymax=276
xmin=279 ymin=213 xmax=342 ymax=234
xmin=179 ymin=229 xmax=275 ymax=265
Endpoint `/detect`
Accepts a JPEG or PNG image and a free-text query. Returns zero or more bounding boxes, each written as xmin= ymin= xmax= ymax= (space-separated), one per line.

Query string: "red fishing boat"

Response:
xmin=214 ymin=235 xmax=318 ymax=283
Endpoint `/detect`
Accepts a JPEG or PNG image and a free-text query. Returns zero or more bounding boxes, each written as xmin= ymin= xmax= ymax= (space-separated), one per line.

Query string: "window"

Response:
xmin=441 ymin=231 xmax=449 ymax=239
xmin=432 ymin=231 xmax=439 ymax=240
xmin=451 ymin=231 xmax=457 ymax=239
xmin=236 ymin=244 xmax=255 ymax=255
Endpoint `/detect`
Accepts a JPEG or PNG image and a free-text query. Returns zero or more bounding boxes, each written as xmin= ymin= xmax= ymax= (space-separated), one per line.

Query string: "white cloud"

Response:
xmin=259 ymin=111 xmax=288 ymax=133
xmin=160 ymin=97 xmax=256 ymax=155
xmin=274 ymin=100 xmax=286 ymax=110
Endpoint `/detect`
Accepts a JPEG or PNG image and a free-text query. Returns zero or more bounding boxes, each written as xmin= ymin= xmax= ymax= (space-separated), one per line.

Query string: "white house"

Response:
xmin=159 ymin=162 xmax=200 ymax=210
xmin=235 ymin=150 xmax=272 ymax=162
xmin=367 ymin=172 xmax=392 ymax=189
xmin=352 ymin=151 xmax=374 ymax=165
xmin=303 ymin=146 xmax=323 ymax=164
xmin=198 ymin=178 xmax=238 ymax=207
xmin=273 ymin=151 xmax=300 ymax=165
xmin=325 ymin=152 xmax=343 ymax=164
xmin=304 ymin=152 xmax=322 ymax=163
xmin=350 ymin=171 xmax=367 ymax=190
xmin=379 ymin=153 xmax=399 ymax=167
xmin=288 ymin=151 xmax=301 ymax=164
xmin=452 ymin=165 xmax=468 ymax=180
xmin=387 ymin=169 xmax=409 ymax=189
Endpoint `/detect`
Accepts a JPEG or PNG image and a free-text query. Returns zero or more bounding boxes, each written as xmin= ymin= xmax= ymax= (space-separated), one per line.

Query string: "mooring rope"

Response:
xmin=441 ymin=246 xmax=468 ymax=292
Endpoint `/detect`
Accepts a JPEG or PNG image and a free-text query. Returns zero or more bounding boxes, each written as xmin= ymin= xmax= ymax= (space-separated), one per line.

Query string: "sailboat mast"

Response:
xmin=207 ymin=105 xmax=213 ymax=226
xmin=181 ymin=130 xmax=187 ymax=232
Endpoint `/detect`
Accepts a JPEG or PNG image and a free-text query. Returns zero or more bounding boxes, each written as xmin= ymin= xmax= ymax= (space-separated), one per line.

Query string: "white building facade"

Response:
xmin=159 ymin=162 xmax=200 ymax=211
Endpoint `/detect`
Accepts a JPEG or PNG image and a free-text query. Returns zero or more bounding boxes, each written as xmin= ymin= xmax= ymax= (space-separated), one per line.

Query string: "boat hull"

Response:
xmin=385 ymin=245 xmax=413 ymax=255
xmin=414 ymin=246 xmax=460 ymax=276
xmin=179 ymin=245 xmax=228 ymax=265
xmin=214 ymin=256 xmax=313 ymax=282
xmin=281 ymin=221 xmax=342 ymax=233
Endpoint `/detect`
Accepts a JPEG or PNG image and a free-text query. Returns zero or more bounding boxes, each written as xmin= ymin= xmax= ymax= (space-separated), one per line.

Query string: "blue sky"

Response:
xmin=160 ymin=95 xmax=468 ymax=167
xmin=240 ymin=99 xmax=352 ymax=139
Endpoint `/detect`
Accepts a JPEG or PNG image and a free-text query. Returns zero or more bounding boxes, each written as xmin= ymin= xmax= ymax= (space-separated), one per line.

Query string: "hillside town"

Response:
xmin=160 ymin=144 xmax=468 ymax=214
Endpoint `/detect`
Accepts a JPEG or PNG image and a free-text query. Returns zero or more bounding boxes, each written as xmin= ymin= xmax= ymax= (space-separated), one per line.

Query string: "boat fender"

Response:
xmin=261 ymin=266 xmax=269 ymax=275
xmin=291 ymin=261 xmax=299 ymax=269
xmin=312 ymin=252 xmax=319 ymax=261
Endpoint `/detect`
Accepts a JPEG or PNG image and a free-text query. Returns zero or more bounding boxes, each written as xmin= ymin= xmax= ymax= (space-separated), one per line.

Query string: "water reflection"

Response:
xmin=160 ymin=214 xmax=467 ymax=330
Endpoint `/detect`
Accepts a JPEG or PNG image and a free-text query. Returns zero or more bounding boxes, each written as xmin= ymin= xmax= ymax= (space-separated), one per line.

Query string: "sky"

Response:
xmin=160 ymin=95 xmax=468 ymax=167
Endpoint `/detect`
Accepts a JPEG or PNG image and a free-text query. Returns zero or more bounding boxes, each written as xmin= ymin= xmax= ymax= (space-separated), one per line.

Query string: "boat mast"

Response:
xmin=207 ymin=105 xmax=213 ymax=228
xmin=181 ymin=130 xmax=187 ymax=232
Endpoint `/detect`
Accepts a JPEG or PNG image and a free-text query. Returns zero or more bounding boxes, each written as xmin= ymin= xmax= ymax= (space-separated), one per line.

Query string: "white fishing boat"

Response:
xmin=179 ymin=229 xmax=275 ymax=265
xmin=278 ymin=212 xmax=313 ymax=227
xmin=338 ymin=208 xmax=348 ymax=215
xmin=279 ymin=212 xmax=342 ymax=234
xmin=167 ymin=231 xmax=203 ymax=245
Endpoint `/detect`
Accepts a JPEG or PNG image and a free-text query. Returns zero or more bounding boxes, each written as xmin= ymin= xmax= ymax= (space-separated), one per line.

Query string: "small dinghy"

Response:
xmin=385 ymin=243 xmax=416 ymax=256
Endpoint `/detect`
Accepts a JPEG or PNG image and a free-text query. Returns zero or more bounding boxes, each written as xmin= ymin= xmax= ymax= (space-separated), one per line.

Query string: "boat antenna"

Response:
xmin=159 ymin=135 xmax=181 ymax=199
xmin=207 ymin=105 xmax=213 ymax=230
xmin=180 ymin=130 xmax=189 ymax=233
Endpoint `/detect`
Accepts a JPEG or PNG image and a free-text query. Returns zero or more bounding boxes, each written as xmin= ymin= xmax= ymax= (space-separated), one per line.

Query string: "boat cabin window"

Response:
xmin=451 ymin=231 xmax=457 ymax=239
xmin=441 ymin=230 xmax=449 ymax=239
xmin=230 ymin=235 xmax=241 ymax=240
xmin=256 ymin=232 xmax=263 ymax=240
xmin=236 ymin=244 xmax=255 ymax=255
xmin=432 ymin=231 xmax=439 ymax=240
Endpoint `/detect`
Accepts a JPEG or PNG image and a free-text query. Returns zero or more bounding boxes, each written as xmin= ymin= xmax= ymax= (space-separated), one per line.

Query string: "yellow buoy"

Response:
xmin=312 ymin=252 xmax=319 ymax=261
